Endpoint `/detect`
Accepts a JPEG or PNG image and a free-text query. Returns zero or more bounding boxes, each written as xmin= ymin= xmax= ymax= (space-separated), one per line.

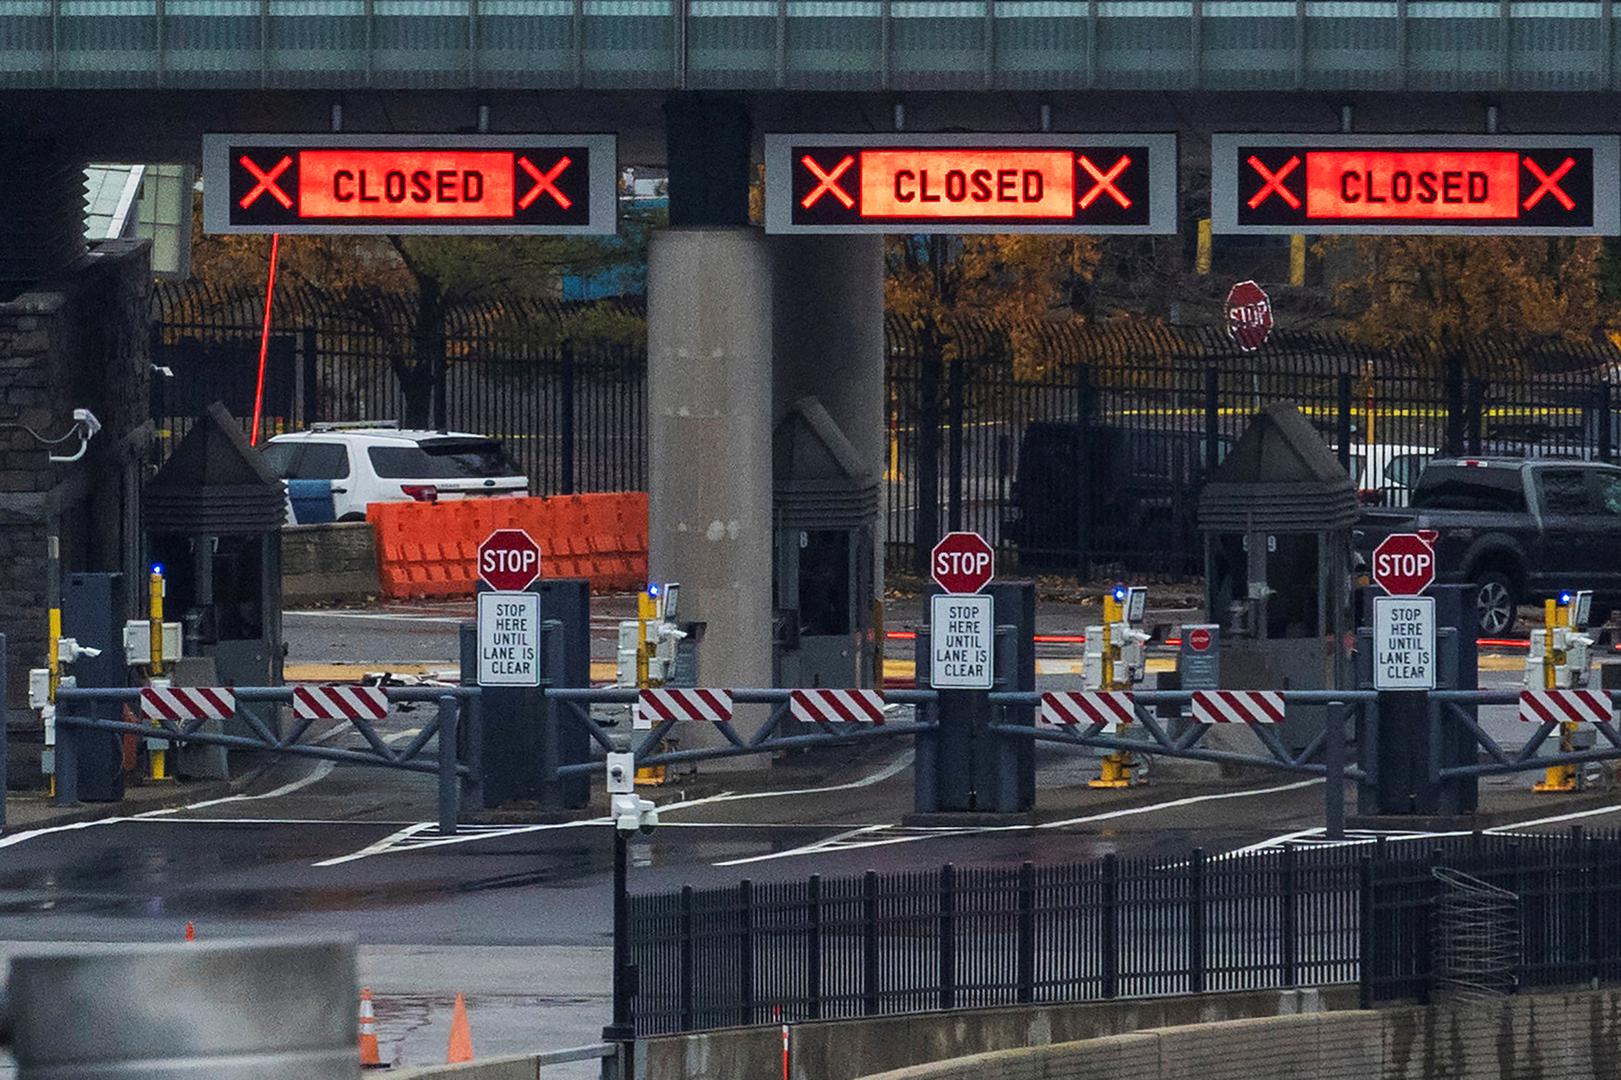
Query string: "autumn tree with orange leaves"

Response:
xmin=1328 ymin=236 xmax=1606 ymax=346
xmin=190 ymin=197 xmax=656 ymax=425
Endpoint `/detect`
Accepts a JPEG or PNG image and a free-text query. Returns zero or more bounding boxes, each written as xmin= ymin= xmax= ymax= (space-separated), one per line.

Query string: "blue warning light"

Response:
xmin=1560 ymin=591 xmax=1573 ymax=606
xmin=1112 ymin=585 xmax=1128 ymax=602
xmin=647 ymin=583 xmax=661 ymax=598
xmin=150 ymin=563 xmax=164 ymax=576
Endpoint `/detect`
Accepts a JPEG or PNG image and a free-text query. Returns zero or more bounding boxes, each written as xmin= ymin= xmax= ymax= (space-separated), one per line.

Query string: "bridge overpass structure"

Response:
xmin=4 ymin=8 xmax=1620 ymax=713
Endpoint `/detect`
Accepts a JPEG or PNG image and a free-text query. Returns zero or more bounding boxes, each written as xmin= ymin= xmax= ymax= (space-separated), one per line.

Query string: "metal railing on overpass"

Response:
xmin=7 ymin=3 xmax=1618 ymax=93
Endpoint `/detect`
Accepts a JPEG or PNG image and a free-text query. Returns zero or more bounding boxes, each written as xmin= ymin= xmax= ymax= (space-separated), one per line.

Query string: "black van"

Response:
xmin=1003 ymin=422 xmax=1230 ymax=570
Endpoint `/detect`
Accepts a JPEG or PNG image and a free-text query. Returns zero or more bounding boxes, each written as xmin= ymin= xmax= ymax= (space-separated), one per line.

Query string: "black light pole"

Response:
xmin=604 ymin=822 xmax=635 ymax=1079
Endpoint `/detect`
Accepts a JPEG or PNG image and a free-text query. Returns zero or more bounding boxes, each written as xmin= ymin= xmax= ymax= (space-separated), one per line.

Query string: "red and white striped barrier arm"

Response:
xmin=1040 ymin=691 xmax=1135 ymax=731
xmin=636 ymin=689 xmax=735 ymax=728
xmin=1191 ymin=690 xmax=1285 ymax=725
xmin=293 ymin=685 xmax=389 ymax=722
xmin=140 ymin=686 xmax=236 ymax=722
xmin=1519 ymin=690 xmax=1612 ymax=726
xmin=790 ymin=689 xmax=886 ymax=725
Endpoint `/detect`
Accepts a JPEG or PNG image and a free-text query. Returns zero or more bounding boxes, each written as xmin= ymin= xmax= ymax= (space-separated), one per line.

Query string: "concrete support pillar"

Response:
xmin=770 ymin=235 xmax=886 ymax=496
xmin=647 ymin=229 xmax=776 ymax=703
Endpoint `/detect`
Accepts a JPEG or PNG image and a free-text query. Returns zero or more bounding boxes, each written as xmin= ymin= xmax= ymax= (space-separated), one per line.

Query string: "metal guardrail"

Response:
xmin=50 ymin=685 xmax=476 ymax=836
xmin=1429 ymin=688 xmax=1621 ymax=781
xmin=990 ymin=689 xmax=1375 ymax=838
xmin=548 ymin=687 xmax=939 ymax=779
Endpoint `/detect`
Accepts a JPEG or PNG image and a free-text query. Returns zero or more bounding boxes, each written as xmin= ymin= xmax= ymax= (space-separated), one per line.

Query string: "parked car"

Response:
xmin=1340 ymin=443 xmax=1436 ymax=507
xmin=1003 ymin=422 xmax=1231 ymax=570
xmin=1356 ymin=457 xmax=1621 ymax=634
xmin=260 ymin=422 xmax=529 ymax=525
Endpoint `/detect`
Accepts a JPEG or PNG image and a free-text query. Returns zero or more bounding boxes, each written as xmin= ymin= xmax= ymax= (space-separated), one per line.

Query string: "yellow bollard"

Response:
xmin=1090 ymin=590 xmax=1137 ymax=789
xmin=147 ymin=566 xmax=174 ymax=783
xmin=635 ymin=586 xmax=669 ymax=786
xmin=1535 ymin=598 xmax=1576 ymax=793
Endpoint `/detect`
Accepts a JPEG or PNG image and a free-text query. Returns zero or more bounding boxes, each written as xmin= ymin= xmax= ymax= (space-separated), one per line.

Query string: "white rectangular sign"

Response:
xmin=478 ymin=590 xmax=541 ymax=687
xmin=1373 ymin=595 xmax=1436 ymax=691
xmin=931 ymin=593 xmax=994 ymax=690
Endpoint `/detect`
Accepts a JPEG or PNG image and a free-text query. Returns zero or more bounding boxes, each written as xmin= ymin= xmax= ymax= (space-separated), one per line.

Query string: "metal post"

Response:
xmin=1189 ymin=848 xmax=1206 ymax=994
xmin=806 ymin=874 xmax=823 ymax=1021
xmin=604 ymin=828 xmax=635 ymax=1080
xmin=1325 ymin=701 xmax=1347 ymax=840
xmin=561 ymin=340 xmax=578 ymax=495
xmin=1600 ymin=383 xmax=1613 ymax=464
xmin=738 ymin=878 xmax=755 ymax=1027
xmin=0 ymin=632 xmax=7 ymax=835
xmin=679 ymin=885 xmax=695 ymax=1032
xmin=1016 ymin=861 xmax=1035 ymax=1004
xmin=947 ymin=354 xmax=964 ymax=533
xmin=1101 ymin=853 xmax=1119 ymax=999
xmin=938 ymin=863 xmax=956 ymax=1011
xmin=300 ymin=326 xmax=319 ymax=426
xmin=1280 ymin=844 xmax=1298 ymax=987
xmin=437 ymin=695 xmax=459 ymax=836
xmin=1358 ymin=855 xmax=1375 ymax=1008
xmin=53 ymin=717 xmax=78 ymax=806
xmin=862 ymin=870 xmax=880 ymax=1015
xmin=1203 ymin=365 xmax=1220 ymax=474
xmin=1337 ymin=371 xmax=1353 ymax=474
xmin=913 ymin=344 xmax=941 ymax=576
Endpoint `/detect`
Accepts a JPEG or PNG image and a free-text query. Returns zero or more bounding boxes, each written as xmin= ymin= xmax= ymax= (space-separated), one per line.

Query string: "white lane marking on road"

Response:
xmin=0 ymin=728 xmax=423 ymax=850
xmin=1226 ymin=799 xmax=1621 ymax=856
xmin=713 ymin=778 xmax=1325 ymax=867
xmin=656 ymin=752 xmax=914 ymax=815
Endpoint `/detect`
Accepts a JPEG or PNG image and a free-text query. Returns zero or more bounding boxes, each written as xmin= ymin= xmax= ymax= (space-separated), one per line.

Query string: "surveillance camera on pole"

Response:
xmin=606 ymin=752 xmax=658 ymax=836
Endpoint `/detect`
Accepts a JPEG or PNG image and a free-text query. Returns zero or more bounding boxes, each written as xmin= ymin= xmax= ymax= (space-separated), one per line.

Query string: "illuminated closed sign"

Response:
xmin=202 ymin=134 xmax=617 ymax=235
xmin=1212 ymin=134 xmax=1619 ymax=235
xmin=765 ymin=134 xmax=1177 ymax=234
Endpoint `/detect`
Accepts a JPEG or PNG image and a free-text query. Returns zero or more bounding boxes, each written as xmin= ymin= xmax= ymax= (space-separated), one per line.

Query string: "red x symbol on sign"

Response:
xmin=239 ymin=154 xmax=293 ymax=211
xmin=1522 ymin=155 xmax=1577 ymax=212
xmin=1077 ymin=154 xmax=1132 ymax=210
xmin=518 ymin=155 xmax=573 ymax=211
xmin=1246 ymin=154 xmax=1302 ymax=210
xmin=801 ymin=154 xmax=856 ymax=210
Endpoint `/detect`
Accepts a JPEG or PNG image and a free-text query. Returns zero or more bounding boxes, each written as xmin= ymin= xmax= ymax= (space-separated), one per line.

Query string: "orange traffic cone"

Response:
xmin=358 ymin=987 xmax=386 ymax=1069
xmin=184 ymin=922 xmax=195 ymax=942
xmin=446 ymin=993 xmax=473 ymax=1064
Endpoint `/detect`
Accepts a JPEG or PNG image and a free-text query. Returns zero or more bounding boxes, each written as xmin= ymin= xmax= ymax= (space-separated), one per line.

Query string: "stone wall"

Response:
xmin=0 ymin=239 xmax=152 ymax=730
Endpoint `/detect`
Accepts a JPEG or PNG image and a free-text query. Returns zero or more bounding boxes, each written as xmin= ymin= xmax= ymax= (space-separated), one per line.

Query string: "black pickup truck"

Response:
xmin=1357 ymin=457 xmax=1621 ymax=634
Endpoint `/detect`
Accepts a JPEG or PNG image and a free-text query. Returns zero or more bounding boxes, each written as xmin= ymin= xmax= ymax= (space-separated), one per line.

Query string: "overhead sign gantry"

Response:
xmin=765 ymin=133 xmax=1177 ymax=234
xmin=203 ymin=133 xmax=618 ymax=235
xmin=1212 ymin=133 xmax=1620 ymax=235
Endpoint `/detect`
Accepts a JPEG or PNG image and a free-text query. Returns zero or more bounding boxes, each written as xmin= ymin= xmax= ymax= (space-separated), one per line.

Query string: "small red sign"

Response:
xmin=1225 ymin=280 xmax=1274 ymax=352
xmin=1372 ymin=533 xmax=1436 ymax=596
xmin=1188 ymin=627 xmax=1213 ymax=652
xmin=478 ymin=528 xmax=542 ymax=592
xmin=931 ymin=531 xmax=995 ymax=595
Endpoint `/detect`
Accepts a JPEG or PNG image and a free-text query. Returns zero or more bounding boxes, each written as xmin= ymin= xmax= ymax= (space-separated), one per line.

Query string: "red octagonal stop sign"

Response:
xmin=478 ymin=528 xmax=542 ymax=591
xmin=1226 ymin=279 xmax=1273 ymax=353
xmin=1371 ymin=532 xmax=1435 ymax=596
xmin=931 ymin=531 xmax=995 ymax=594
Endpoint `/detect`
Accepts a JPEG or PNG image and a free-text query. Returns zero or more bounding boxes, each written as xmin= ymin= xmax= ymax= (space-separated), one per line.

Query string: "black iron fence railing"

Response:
xmin=630 ymin=828 xmax=1621 ymax=1037
xmin=153 ymin=284 xmax=1621 ymax=573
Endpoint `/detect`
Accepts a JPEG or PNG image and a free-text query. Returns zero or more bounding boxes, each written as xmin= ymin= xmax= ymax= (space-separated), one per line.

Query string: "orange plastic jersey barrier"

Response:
xmin=368 ymin=493 xmax=648 ymax=598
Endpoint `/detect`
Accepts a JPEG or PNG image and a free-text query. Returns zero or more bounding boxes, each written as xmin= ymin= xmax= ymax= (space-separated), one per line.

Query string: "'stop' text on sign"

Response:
xmin=478 ymin=528 xmax=543 ymax=592
xmin=931 ymin=531 xmax=995 ymax=594
xmin=1371 ymin=533 xmax=1436 ymax=597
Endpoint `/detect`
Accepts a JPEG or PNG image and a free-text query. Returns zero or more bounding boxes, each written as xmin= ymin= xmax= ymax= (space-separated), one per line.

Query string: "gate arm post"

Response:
xmin=437 ymin=694 xmax=459 ymax=837
xmin=1325 ymin=700 xmax=1347 ymax=841
xmin=52 ymin=715 xmax=79 ymax=807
